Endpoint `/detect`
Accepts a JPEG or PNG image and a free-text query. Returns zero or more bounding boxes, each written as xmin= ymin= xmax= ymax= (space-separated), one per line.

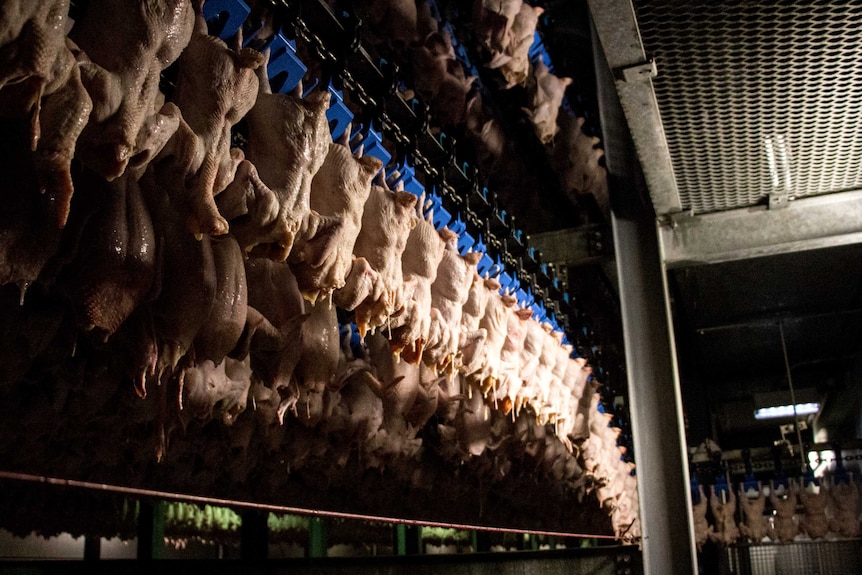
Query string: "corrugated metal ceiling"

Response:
xmin=633 ymin=0 xmax=862 ymax=214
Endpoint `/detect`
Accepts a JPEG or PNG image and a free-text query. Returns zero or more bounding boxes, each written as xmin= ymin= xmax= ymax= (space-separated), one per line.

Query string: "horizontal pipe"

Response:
xmin=0 ymin=470 xmax=618 ymax=541
xmin=694 ymin=307 xmax=862 ymax=335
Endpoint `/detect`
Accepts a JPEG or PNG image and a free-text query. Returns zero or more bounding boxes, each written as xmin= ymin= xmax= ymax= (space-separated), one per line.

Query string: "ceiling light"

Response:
xmin=754 ymin=402 xmax=820 ymax=420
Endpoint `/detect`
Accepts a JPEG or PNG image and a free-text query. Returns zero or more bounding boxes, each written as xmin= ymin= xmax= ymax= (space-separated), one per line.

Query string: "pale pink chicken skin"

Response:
xmin=59 ymin=170 xmax=156 ymax=340
xmin=347 ymin=183 xmax=417 ymax=336
xmin=829 ymin=481 xmax=860 ymax=538
xmin=160 ymin=10 xmax=265 ymax=236
xmin=488 ymin=4 xmax=543 ymax=88
xmin=473 ymin=0 xmax=523 ymax=55
xmin=769 ymin=483 xmax=799 ymax=543
xmin=387 ymin=199 xmax=446 ymax=363
xmin=798 ymin=483 xmax=830 ymax=539
xmin=70 ymin=0 xmax=194 ymax=180
xmin=241 ymin=58 xmax=331 ymax=260
xmin=0 ymin=0 xmax=71 ymax=146
xmin=708 ymin=487 xmax=740 ymax=546
xmin=292 ymin=143 xmax=382 ymax=305
xmin=738 ymin=484 xmax=768 ymax=542
xmin=423 ymin=235 xmax=482 ymax=372
xmin=523 ymin=60 xmax=572 ymax=144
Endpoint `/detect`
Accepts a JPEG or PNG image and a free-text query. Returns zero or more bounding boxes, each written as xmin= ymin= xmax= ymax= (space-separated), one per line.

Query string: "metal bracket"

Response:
xmin=768 ymin=192 xmax=789 ymax=210
xmin=617 ymin=59 xmax=658 ymax=83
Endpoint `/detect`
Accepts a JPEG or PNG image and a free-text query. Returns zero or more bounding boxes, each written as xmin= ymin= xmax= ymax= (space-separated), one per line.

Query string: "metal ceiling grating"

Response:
xmin=633 ymin=0 xmax=862 ymax=214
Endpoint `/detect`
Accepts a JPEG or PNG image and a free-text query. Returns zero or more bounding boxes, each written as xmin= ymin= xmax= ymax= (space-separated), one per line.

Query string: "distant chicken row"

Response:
xmin=692 ymin=477 xmax=861 ymax=550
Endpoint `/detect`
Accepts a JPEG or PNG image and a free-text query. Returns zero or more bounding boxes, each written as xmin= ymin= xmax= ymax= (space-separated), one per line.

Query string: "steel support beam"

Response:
xmin=527 ymin=226 xmax=610 ymax=267
xmin=586 ymin=0 xmax=682 ymax=216
xmin=660 ymin=190 xmax=862 ymax=268
xmin=590 ymin=10 xmax=696 ymax=575
xmin=611 ymin=212 xmax=696 ymax=575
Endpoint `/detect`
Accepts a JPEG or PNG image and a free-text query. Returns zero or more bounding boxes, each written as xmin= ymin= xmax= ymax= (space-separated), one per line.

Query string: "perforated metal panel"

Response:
xmin=633 ymin=1 xmax=862 ymax=214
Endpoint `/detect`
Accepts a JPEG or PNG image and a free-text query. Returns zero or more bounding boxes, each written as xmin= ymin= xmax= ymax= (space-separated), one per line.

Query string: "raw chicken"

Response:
xmin=0 ymin=116 xmax=66 ymax=295
xmin=829 ymin=480 xmax=860 ymax=538
xmin=523 ymin=60 xmax=571 ymax=144
xmin=291 ymin=141 xmax=382 ymax=303
xmin=798 ymin=482 xmax=830 ymax=539
xmin=242 ymin=63 xmax=331 ymax=260
xmin=551 ymin=114 xmax=609 ymax=217
xmin=0 ymin=35 xmax=93 ymax=228
xmin=70 ymin=0 xmax=194 ymax=180
xmin=708 ymin=486 xmax=739 ymax=546
xmin=387 ymin=199 xmax=446 ymax=363
xmin=58 ymin=169 xmax=156 ymax=338
xmin=423 ymin=234 xmax=482 ymax=371
xmin=737 ymin=483 xmax=768 ymax=543
xmin=192 ymin=235 xmax=247 ymax=366
xmin=346 ymin=182 xmax=417 ymax=336
xmin=142 ymin=177 xmax=217 ymax=383
xmin=768 ymin=482 xmax=799 ymax=543
xmin=472 ymin=285 xmax=510 ymax=397
xmin=473 ymin=0 xmax=523 ymax=55
xmin=691 ymin=485 xmax=711 ymax=552
xmin=513 ymin=318 xmax=545 ymax=413
xmin=243 ymin=259 xmax=307 ymax=422
xmin=409 ymin=32 xmax=474 ymax=127
xmin=354 ymin=0 xmax=418 ymax=50
xmin=0 ymin=0 xmax=71 ymax=148
xmin=292 ymin=298 xmax=345 ymax=426
xmin=181 ymin=355 xmax=252 ymax=426
xmin=497 ymin=302 xmax=533 ymax=415
xmin=158 ymin=9 xmax=265 ymax=236
xmin=489 ymin=4 xmax=543 ymax=88
xmin=458 ymin=274 xmax=496 ymax=376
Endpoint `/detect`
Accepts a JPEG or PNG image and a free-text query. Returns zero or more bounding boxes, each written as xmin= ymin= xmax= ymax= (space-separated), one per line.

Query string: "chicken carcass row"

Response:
xmin=154 ymin=10 xmax=264 ymax=237
xmin=387 ymin=198 xmax=446 ymax=364
xmin=341 ymin=182 xmax=417 ymax=336
xmin=423 ymin=233 xmax=483 ymax=372
xmin=239 ymin=64 xmax=331 ymax=260
xmin=69 ymin=0 xmax=194 ymax=180
xmin=290 ymin=140 xmax=382 ymax=304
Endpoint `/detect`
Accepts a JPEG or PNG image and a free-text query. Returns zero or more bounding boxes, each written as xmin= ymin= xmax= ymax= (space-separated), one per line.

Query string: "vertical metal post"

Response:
xmin=83 ymin=536 xmax=101 ymax=560
xmin=588 ymin=3 xmax=697 ymax=570
xmin=394 ymin=523 xmax=407 ymax=556
xmin=136 ymin=500 xmax=165 ymax=559
xmin=307 ymin=517 xmax=327 ymax=558
xmin=611 ymin=210 xmax=696 ymax=575
xmin=241 ymin=509 xmax=269 ymax=560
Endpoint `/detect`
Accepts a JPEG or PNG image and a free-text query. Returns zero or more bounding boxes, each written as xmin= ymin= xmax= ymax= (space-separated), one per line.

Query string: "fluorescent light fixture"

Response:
xmin=754 ymin=402 xmax=820 ymax=420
